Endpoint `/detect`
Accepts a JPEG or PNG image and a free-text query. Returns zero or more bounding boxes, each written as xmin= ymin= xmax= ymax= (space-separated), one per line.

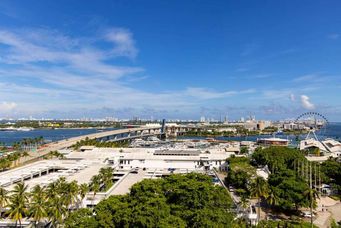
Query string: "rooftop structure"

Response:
xmin=153 ymin=149 xmax=201 ymax=156
xmin=322 ymin=139 xmax=341 ymax=156
xmin=103 ymin=147 xmax=233 ymax=171
xmin=300 ymin=138 xmax=328 ymax=152
xmin=257 ymin=137 xmax=289 ymax=146
xmin=1 ymin=140 xmax=236 ymax=208
xmin=0 ymin=159 xmax=102 ymax=190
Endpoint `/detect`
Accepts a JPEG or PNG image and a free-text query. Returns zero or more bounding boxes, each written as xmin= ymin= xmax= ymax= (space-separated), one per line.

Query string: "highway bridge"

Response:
xmin=24 ymin=124 xmax=204 ymax=163
xmin=28 ymin=126 xmax=163 ymax=161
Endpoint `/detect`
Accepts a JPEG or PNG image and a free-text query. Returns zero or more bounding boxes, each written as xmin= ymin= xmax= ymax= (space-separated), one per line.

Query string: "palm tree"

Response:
xmin=65 ymin=181 xmax=79 ymax=210
xmin=47 ymin=195 xmax=67 ymax=227
xmin=0 ymin=158 xmax=11 ymax=171
xmin=250 ymin=176 xmax=268 ymax=222
xmin=99 ymin=167 xmax=113 ymax=190
xmin=45 ymin=179 xmax=69 ymax=227
xmin=240 ymin=195 xmax=249 ymax=211
xmin=55 ymin=177 xmax=67 ymax=190
xmin=7 ymin=182 xmax=29 ymax=227
xmin=266 ymin=187 xmax=279 ymax=207
xmin=90 ymin=175 xmax=101 ymax=208
xmin=12 ymin=142 xmax=20 ymax=151
xmin=304 ymin=187 xmax=319 ymax=227
xmin=29 ymin=185 xmax=47 ymax=227
xmin=0 ymin=186 xmax=8 ymax=218
xmin=8 ymin=153 xmax=20 ymax=167
xmin=78 ymin=183 xmax=89 ymax=209
xmin=20 ymin=151 xmax=30 ymax=164
xmin=46 ymin=181 xmax=58 ymax=200
xmin=38 ymin=136 xmax=44 ymax=145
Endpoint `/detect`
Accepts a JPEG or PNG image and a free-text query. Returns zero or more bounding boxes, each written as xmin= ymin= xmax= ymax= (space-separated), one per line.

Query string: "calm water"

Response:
xmin=179 ymin=122 xmax=341 ymax=144
xmin=0 ymin=128 xmax=115 ymax=146
xmin=0 ymin=123 xmax=340 ymax=146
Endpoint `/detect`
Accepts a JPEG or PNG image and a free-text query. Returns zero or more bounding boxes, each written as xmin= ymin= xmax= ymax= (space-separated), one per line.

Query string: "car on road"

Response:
xmin=130 ymin=167 xmax=139 ymax=174
xmin=301 ymin=211 xmax=315 ymax=218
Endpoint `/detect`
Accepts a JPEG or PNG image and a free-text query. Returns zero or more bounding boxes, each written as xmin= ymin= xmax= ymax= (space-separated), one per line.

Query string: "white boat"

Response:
xmin=17 ymin=127 xmax=34 ymax=131
xmin=0 ymin=127 xmax=16 ymax=131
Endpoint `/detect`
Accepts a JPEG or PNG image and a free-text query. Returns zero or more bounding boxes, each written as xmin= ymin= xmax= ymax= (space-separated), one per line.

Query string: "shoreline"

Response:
xmin=0 ymin=127 xmax=118 ymax=131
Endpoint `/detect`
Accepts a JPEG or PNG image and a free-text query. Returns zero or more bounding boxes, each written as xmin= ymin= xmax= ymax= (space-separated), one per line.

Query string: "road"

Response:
xmin=27 ymin=126 xmax=161 ymax=161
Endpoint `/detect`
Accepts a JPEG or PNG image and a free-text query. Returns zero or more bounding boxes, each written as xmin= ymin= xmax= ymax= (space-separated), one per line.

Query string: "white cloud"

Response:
xmin=300 ymin=95 xmax=315 ymax=110
xmin=0 ymin=27 xmax=255 ymax=118
xmin=185 ymin=87 xmax=255 ymax=100
xmin=0 ymin=29 xmax=141 ymax=78
xmin=293 ymin=74 xmax=320 ymax=82
xmin=293 ymin=73 xmax=336 ymax=85
xmin=0 ymin=101 xmax=17 ymax=112
xmin=263 ymin=89 xmax=293 ymax=100
xmin=105 ymin=28 xmax=138 ymax=58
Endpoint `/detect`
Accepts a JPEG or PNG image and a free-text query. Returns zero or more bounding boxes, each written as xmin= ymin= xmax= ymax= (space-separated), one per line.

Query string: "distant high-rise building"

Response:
xmin=248 ymin=115 xmax=256 ymax=121
xmin=200 ymin=116 xmax=205 ymax=122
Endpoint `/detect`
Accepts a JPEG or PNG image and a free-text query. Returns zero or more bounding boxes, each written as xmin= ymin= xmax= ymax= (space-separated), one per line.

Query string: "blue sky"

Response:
xmin=0 ymin=0 xmax=341 ymax=121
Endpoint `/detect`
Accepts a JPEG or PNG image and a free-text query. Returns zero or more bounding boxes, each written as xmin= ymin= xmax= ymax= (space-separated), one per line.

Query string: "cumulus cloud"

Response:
xmin=0 ymin=101 xmax=17 ymax=112
xmin=300 ymin=95 xmax=315 ymax=110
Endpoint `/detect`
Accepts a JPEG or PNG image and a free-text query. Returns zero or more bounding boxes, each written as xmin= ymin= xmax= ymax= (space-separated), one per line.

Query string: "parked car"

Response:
xmin=130 ymin=167 xmax=139 ymax=174
xmin=301 ymin=211 xmax=315 ymax=218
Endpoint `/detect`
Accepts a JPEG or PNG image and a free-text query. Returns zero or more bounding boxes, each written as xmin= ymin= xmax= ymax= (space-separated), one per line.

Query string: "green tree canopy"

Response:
xmin=66 ymin=173 xmax=234 ymax=227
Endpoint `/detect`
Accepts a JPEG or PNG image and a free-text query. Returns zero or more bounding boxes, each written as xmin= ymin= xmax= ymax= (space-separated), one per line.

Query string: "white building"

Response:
xmin=107 ymin=147 xmax=234 ymax=171
xmin=216 ymin=127 xmax=237 ymax=133
xmin=322 ymin=139 xmax=341 ymax=157
xmin=300 ymin=138 xmax=328 ymax=153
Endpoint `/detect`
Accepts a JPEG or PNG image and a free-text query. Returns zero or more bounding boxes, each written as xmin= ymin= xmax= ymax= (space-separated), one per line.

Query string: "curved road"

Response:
xmin=27 ymin=126 xmax=162 ymax=161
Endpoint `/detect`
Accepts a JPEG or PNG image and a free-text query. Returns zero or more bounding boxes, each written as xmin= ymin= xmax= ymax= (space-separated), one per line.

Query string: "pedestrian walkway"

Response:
xmin=314 ymin=212 xmax=331 ymax=228
xmin=110 ymin=171 xmax=146 ymax=195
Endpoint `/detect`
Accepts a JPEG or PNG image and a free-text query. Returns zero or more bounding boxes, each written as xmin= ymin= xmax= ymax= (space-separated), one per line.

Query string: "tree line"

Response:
xmin=0 ymin=151 xmax=30 ymax=171
xmin=226 ymin=147 xmax=320 ymax=226
xmin=0 ymin=137 xmax=45 ymax=171
xmin=65 ymin=172 xmax=317 ymax=228
xmin=64 ymin=173 xmax=235 ymax=227
xmin=72 ymin=137 xmax=129 ymax=150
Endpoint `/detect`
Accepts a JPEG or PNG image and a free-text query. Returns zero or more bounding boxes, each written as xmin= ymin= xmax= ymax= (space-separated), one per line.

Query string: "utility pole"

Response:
xmin=318 ymin=164 xmax=321 ymax=195
xmin=314 ymin=163 xmax=317 ymax=190
xmin=310 ymin=163 xmax=313 ymax=228
xmin=296 ymin=160 xmax=298 ymax=175
xmin=309 ymin=163 xmax=313 ymax=189
xmin=306 ymin=160 xmax=309 ymax=181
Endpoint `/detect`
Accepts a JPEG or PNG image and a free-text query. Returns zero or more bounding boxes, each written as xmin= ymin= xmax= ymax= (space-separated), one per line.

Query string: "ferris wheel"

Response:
xmin=295 ymin=112 xmax=329 ymax=140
